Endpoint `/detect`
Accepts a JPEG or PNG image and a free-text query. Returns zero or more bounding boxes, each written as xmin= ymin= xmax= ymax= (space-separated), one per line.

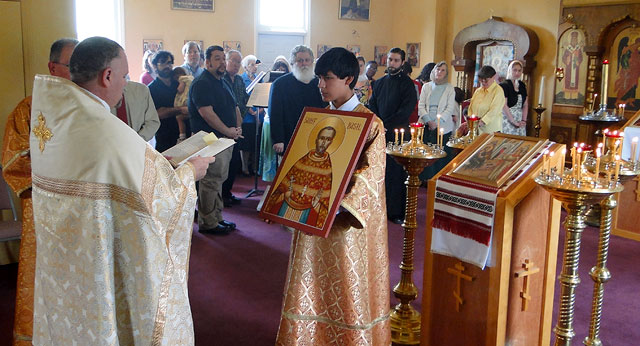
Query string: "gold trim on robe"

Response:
xmin=1 ymin=96 xmax=35 ymax=346
xmin=276 ymin=105 xmax=391 ymax=345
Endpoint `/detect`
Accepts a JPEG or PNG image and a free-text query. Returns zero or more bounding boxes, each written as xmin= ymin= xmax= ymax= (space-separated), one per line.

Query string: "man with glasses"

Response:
xmin=269 ymin=45 xmax=327 ymax=155
xmin=148 ymin=50 xmax=190 ymax=152
xmin=1 ymin=38 xmax=78 ymax=346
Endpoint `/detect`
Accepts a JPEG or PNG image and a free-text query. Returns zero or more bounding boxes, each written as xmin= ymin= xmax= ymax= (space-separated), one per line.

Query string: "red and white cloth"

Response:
xmin=431 ymin=175 xmax=499 ymax=269
xmin=430 ymin=142 xmax=553 ymax=269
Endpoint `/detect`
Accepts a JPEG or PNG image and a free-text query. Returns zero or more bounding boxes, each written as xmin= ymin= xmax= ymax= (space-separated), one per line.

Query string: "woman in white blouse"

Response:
xmin=417 ymin=61 xmax=458 ymax=180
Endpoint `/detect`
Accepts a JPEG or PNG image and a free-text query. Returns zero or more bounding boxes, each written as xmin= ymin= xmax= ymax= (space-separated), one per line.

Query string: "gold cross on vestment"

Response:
xmin=447 ymin=262 xmax=474 ymax=312
xmin=514 ymin=259 xmax=540 ymax=311
xmin=33 ymin=113 xmax=53 ymax=153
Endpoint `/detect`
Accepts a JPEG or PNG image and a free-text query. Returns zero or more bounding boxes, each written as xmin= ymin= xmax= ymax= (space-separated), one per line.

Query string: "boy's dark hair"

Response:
xmin=205 ymin=45 xmax=224 ymax=60
xmin=418 ymin=62 xmax=436 ymax=82
xmin=389 ymin=47 xmax=405 ymax=61
xmin=152 ymin=50 xmax=174 ymax=66
xmin=402 ymin=61 xmax=412 ymax=75
xmin=314 ymin=47 xmax=359 ymax=89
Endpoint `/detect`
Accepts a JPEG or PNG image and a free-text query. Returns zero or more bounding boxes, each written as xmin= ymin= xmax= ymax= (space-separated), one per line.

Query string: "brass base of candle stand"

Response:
xmin=390 ymin=306 xmax=421 ymax=345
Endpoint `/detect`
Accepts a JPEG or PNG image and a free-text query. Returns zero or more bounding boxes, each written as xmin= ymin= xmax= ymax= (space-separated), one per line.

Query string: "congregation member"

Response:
xmin=1 ymin=38 xmax=77 ymax=346
xmin=355 ymin=55 xmax=371 ymax=104
xmin=222 ymin=49 xmax=248 ymax=206
xmin=28 ymin=36 xmax=213 ymax=345
xmin=189 ymin=45 xmax=242 ymax=233
xmin=368 ymin=47 xmax=417 ymax=224
xmin=239 ymin=54 xmax=265 ymax=177
xmin=500 ymin=60 xmax=528 ymax=136
xmin=148 ymin=50 xmax=189 ymax=151
xmin=417 ymin=62 xmax=436 ymax=85
xmin=468 ymin=65 xmax=505 ymax=134
xmin=110 ymin=80 xmax=160 ymax=141
xmin=172 ymin=66 xmax=193 ymax=141
xmin=365 ymin=60 xmax=378 ymax=82
xmin=417 ymin=61 xmax=458 ymax=180
xmin=139 ymin=49 xmax=156 ymax=85
xmin=276 ymin=47 xmax=390 ymax=345
xmin=269 ymin=45 xmax=327 ymax=155
xmin=180 ymin=41 xmax=204 ymax=78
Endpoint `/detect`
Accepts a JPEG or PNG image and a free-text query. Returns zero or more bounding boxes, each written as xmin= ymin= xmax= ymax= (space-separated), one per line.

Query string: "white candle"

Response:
xmin=601 ymin=60 xmax=609 ymax=105
xmin=632 ymin=137 xmax=639 ymax=163
xmin=538 ymin=76 xmax=545 ymax=105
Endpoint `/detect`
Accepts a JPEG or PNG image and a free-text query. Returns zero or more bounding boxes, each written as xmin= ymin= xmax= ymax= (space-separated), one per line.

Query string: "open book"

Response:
xmin=162 ymin=131 xmax=235 ymax=167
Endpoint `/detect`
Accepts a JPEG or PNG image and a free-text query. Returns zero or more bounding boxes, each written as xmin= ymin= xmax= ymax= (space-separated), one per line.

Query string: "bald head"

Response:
xmin=69 ymin=37 xmax=129 ymax=107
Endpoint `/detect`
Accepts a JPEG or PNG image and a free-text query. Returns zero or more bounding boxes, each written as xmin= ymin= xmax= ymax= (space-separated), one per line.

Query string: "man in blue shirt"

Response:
xmin=189 ymin=45 xmax=243 ymax=233
xmin=180 ymin=41 xmax=204 ymax=78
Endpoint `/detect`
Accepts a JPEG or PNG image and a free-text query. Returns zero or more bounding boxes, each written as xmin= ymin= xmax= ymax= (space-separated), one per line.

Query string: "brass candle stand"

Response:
xmin=386 ymin=123 xmax=446 ymax=345
xmin=534 ymin=152 xmax=623 ymax=346
xmin=533 ymin=104 xmax=546 ymax=138
xmin=447 ymin=115 xmax=480 ymax=150
xmin=582 ymin=145 xmax=640 ymax=346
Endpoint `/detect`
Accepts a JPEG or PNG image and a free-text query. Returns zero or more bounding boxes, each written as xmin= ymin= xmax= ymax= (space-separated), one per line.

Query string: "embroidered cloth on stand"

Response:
xmin=431 ymin=175 xmax=499 ymax=269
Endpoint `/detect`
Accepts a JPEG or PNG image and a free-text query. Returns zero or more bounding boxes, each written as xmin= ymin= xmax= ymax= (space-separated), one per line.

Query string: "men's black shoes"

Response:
xmin=199 ymin=224 xmax=231 ymax=234
xmin=223 ymin=195 xmax=242 ymax=207
xmin=219 ymin=220 xmax=236 ymax=230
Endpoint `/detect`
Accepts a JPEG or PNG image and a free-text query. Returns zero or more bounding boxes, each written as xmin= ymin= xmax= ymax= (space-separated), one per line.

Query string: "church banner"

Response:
xmin=260 ymin=107 xmax=374 ymax=237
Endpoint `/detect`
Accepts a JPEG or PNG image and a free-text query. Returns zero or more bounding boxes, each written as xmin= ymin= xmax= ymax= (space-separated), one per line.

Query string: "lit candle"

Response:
xmin=614 ymin=155 xmax=621 ymax=183
xmin=549 ymin=151 xmax=555 ymax=175
xmin=592 ymin=93 xmax=598 ymax=111
xmin=632 ymin=137 xmax=639 ymax=163
xmin=400 ymin=128 xmax=405 ymax=145
xmin=622 ymin=103 xmax=626 ymax=115
xmin=615 ymin=139 xmax=622 ymax=157
xmin=394 ymin=128 xmax=398 ymax=145
xmin=543 ymin=149 xmax=549 ymax=173
xmin=601 ymin=60 xmax=609 ymax=106
xmin=577 ymin=147 xmax=583 ymax=181
xmin=440 ymin=128 xmax=445 ymax=148
xmin=602 ymin=128 xmax=608 ymax=149
xmin=560 ymin=148 xmax=566 ymax=177
xmin=594 ymin=148 xmax=601 ymax=183
xmin=570 ymin=144 xmax=576 ymax=178
xmin=538 ymin=76 xmax=545 ymax=105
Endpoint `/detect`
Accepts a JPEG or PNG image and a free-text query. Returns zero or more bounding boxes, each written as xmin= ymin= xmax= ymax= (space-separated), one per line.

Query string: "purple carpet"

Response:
xmin=0 ymin=175 xmax=638 ymax=345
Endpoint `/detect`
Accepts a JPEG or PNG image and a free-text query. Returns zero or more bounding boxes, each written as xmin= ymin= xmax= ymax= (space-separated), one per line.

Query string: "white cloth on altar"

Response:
xmin=29 ymin=75 xmax=197 ymax=345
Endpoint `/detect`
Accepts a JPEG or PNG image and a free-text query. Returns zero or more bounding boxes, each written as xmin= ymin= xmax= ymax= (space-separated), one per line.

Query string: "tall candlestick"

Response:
xmin=400 ymin=128 xmax=405 ymax=145
xmin=538 ymin=76 xmax=545 ymax=105
xmin=601 ymin=60 xmax=609 ymax=105
xmin=632 ymin=137 xmax=639 ymax=163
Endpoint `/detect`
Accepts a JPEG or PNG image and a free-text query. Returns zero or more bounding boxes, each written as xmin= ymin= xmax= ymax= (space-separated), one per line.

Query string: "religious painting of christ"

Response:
xmin=610 ymin=27 xmax=640 ymax=111
xmin=554 ymin=29 xmax=587 ymax=106
xmin=451 ymin=133 xmax=545 ymax=188
xmin=260 ymin=108 xmax=375 ymax=237
xmin=339 ymin=0 xmax=370 ymax=21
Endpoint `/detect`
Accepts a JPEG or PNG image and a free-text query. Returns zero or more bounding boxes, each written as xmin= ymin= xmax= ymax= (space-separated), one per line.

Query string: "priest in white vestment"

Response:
xmin=29 ymin=37 xmax=213 ymax=345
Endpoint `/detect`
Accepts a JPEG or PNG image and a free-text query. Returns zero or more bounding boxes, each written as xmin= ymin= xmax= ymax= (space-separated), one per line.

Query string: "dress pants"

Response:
xmin=198 ymin=146 xmax=233 ymax=229
xmin=221 ymin=142 xmax=241 ymax=199
xmin=385 ymin=154 xmax=407 ymax=219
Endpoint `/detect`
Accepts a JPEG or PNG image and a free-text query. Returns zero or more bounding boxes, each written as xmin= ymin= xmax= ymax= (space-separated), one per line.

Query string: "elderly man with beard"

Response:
xmin=149 ymin=50 xmax=190 ymax=151
xmin=269 ymin=45 xmax=327 ymax=154
xmin=368 ymin=47 xmax=417 ymax=224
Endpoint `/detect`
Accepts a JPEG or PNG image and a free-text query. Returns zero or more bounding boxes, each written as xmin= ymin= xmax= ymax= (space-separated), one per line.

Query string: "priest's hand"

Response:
xmin=273 ymin=142 xmax=284 ymax=153
xmin=188 ymin=156 xmax=216 ymax=181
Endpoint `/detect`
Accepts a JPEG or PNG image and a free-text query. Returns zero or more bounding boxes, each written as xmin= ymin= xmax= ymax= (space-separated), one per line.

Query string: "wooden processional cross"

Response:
xmin=514 ymin=259 xmax=540 ymax=311
xmin=447 ymin=262 xmax=474 ymax=312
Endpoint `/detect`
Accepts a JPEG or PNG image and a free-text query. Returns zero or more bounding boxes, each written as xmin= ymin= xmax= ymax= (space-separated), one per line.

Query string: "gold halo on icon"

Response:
xmin=307 ymin=116 xmax=346 ymax=154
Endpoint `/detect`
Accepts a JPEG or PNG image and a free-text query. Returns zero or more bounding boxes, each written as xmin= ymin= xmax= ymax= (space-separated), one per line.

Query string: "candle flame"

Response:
xmin=598 ymin=142 xmax=604 ymax=148
xmin=394 ymin=129 xmax=399 ymax=133
xmin=437 ymin=114 xmax=441 ymax=119
xmin=603 ymin=128 xmax=609 ymax=134
xmin=400 ymin=128 xmax=404 ymax=133
xmin=440 ymin=128 xmax=444 ymax=134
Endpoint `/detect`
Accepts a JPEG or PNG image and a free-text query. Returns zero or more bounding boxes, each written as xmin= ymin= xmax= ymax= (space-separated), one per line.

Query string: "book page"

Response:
xmin=162 ymin=131 xmax=235 ymax=167
xmin=247 ymin=83 xmax=271 ymax=108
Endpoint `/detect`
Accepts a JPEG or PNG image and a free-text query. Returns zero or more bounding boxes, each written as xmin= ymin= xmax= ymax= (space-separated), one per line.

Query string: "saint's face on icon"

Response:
xmin=315 ymin=127 xmax=336 ymax=155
